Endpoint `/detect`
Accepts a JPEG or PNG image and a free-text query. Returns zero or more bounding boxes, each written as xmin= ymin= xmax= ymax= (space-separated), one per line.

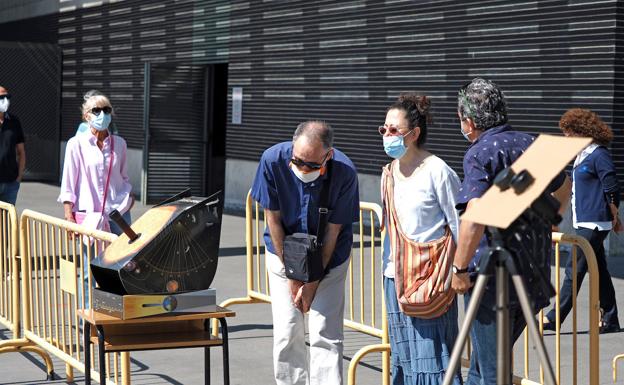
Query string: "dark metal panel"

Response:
xmin=0 ymin=41 xmax=61 ymax=182
xmin=225 ymin=0 xmax=620 ymax=177
xmin=145 ymin=64 xmax=208 ymax=203
xmin=0 ymin=0 xmax=622 ymax=184
xmin=55 ymin=0 xmax=230 ymax=148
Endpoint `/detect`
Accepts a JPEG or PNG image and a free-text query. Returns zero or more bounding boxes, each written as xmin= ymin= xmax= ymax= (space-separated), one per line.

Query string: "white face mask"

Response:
xmin=0 ymin=99 xmax=9 ymax=113
xmin=290 ymin=163 xmax=321 ymax=183
xmin=461 ymin=126 xmax=472 ymax=142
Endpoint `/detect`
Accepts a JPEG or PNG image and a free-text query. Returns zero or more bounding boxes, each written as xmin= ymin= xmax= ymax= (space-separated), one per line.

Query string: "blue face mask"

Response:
xmin=383 ymin=135 xmax=407 ymax=159
xmin=89 ymin=111 xmax=112 ymax=131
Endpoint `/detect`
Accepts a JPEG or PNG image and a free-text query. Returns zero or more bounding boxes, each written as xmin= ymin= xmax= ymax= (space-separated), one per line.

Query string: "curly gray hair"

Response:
xmin=458 ymin=78 xmax=508 ymax=130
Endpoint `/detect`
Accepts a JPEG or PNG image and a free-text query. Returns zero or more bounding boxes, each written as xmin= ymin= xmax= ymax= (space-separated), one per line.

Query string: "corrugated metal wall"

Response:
xmin=0 ymin=0 xmax=622 ymax=180
xmin=56 ymin=0 xmax=229 ymax=148
xmin=226 ymin=0 xmax=621 ymax=176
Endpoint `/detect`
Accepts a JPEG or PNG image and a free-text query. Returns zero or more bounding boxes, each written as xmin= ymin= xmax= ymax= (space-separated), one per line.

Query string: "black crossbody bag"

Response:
xmin=283 ymin=161 xmax=333 ymax=282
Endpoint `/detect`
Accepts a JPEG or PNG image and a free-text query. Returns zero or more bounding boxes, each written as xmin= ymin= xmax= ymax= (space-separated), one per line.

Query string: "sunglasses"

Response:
xmin=0 ymin=94 xmax=11 ymax=100
xmin=378 ymin=125 xmax=409 ymax=136
xmin=291 ymin=151 xmax=330 ymax=170
xmin=91 ymin=106 xmax=112 ymax=115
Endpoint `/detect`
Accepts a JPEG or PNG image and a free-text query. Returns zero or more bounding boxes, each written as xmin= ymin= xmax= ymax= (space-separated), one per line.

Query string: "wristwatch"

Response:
xmin=452 ymin=265 xmax=469 ymax=274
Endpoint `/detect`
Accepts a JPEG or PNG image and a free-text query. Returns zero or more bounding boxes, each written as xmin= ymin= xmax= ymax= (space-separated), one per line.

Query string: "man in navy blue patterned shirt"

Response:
xmin=251 ymin=120 xmax=359 ymax=385
xmin=450 ymin=78 xmax=571 ymax=385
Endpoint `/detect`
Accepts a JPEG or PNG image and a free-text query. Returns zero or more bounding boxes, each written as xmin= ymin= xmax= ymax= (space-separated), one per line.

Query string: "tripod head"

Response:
xmin=487 ymin=166 xmax=562 ymax=301
xmin=494 ymin=167 xmax=562 ymax=227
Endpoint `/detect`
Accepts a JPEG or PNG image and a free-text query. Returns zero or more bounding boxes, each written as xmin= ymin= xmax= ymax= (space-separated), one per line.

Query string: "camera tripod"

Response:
xmin=442 ymin=226 xmax=556 ymax=385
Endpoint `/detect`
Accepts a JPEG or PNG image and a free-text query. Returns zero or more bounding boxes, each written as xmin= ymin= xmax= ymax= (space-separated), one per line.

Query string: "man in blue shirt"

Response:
xmin=450 ymin=78 xmax=571 ymax=384
xmin=251 ymin=120 xmax=359 ymax=385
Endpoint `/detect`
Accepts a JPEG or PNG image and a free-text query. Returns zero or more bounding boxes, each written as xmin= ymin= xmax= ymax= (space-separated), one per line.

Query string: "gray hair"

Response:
xmin=458 ymin=77 xmax=508 ymax=130
xmin=292 ymin=120 xmax=333 ymax=149
xmin=83 ymin=89 xmax=103 ymax=101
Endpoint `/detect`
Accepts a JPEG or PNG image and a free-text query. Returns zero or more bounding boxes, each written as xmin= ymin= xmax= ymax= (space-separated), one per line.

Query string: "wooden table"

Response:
xmin=78 ymin=306 xmax=235 ymax=385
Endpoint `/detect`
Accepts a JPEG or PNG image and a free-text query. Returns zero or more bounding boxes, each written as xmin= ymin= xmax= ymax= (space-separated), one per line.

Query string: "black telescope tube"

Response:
xmin=108 ymin=210 xmax=139 ymax=241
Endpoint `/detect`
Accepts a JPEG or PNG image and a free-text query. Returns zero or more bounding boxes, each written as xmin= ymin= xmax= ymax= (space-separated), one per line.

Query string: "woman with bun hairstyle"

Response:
xmin=544 ymin=108 xmax=621 ymax=333
xmin=380 ymin=93 xmax=462 ymax=384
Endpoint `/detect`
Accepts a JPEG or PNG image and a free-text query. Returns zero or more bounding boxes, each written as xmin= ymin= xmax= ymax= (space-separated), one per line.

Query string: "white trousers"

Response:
xmin=267 ymin=251 xmax=349 ymax=385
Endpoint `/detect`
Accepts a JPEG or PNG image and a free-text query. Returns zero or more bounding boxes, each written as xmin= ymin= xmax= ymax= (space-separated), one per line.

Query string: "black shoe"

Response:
xmin=542 ymin=316 xmax=557 ymax=331
xmin=599 ymin=323 xmax=621 ymax=334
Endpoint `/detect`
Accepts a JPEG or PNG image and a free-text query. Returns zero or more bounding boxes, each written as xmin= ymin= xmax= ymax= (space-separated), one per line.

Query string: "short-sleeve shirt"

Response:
xmin=0 ymin=113 xmax=24 ymax=182
xmin=456 ymin=124 xmax=565 ymax=309
xmin=251 ymin=141 xmax=360 ymax=268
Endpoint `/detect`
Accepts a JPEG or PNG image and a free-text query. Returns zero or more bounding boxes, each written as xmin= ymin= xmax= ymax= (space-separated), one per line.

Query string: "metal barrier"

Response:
xmin=220 ymin=190 xmax=605 ymax=384
xmin=0 ymin=201 xmax=19 ymax=335
xmin=217 ymin=191 xmax=391 ymax=385
xmin=614 ymin=354 xmax=624 ymax=383
xmin=6 ymin=209 xmax=130 ymax=384
xmin=509 ymin=232 xmax=600 ymax=385
xmin=0 ymin=202 xmax=56 ymax=379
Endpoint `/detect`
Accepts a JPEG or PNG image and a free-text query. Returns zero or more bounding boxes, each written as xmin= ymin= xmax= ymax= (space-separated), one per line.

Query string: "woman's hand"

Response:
xmin=63 ymin=201 xmax=75 ymax=223
xmin=609 ymin=203 xmax=622 ymax=233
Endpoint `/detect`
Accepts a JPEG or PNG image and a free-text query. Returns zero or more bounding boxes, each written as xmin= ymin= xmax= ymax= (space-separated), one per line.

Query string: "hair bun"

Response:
xmin=398 ymin=93 xmax=431 ymax=121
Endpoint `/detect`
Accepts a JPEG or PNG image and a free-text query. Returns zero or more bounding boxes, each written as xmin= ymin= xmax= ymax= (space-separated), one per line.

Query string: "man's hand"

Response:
xmin=295 ymin=280 xmax=320 ymax=313
xmin=451 ymin=273 xmax=473 ymax=294
xmin=288 ymin=279 xmax=304 ymax=312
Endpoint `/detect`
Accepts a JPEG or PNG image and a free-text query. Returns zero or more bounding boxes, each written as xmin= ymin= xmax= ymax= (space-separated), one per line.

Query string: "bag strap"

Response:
xmin=100 ymin=135 xmax=114 ymax=217
xmin=315 ymin=159 xmax=333 ymax=247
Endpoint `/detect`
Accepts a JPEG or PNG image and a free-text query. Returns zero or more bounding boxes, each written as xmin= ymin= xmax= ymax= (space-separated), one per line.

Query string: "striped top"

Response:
xmin=382 ymin=155 xmax=460 ymax=279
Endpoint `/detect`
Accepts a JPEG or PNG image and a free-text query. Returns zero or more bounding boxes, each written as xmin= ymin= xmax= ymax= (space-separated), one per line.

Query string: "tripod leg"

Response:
xmin=496 ymin=265 xmax=511 ymax=385
xmin=509 ymin=274 xmax=557 ymax=385
xmin=442 ymin=274 xmax=490 ymax=385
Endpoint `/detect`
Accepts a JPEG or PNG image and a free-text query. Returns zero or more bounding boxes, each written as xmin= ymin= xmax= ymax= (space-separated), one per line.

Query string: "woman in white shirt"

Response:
xmin=380 ymin=93 xmax=462 ymax=385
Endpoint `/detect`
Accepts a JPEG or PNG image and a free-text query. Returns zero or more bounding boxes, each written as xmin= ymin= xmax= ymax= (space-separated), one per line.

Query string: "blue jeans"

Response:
xmin=464 ymin=291 xmax=527 ymax=385
xmin=0 ymin=180 xmax=20 ymax=205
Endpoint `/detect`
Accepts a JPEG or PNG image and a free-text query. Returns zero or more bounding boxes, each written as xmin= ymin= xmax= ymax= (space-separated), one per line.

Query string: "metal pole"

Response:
xmin=141 ymin=61 xmax=151 ymax=205
xmin=496 ymin=263 xmax=511 ymax=385
xmin=510 ymin=274 xmax=556 ymax=385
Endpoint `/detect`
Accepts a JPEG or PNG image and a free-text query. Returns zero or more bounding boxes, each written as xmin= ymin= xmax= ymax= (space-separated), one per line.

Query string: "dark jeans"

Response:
xmin=546 ymin=227 xmax=619 ymax=327
xmin=464 ymin=290 xmax=528 ymax=385
xmin=0 ymin=180 xmax=20 ymax=205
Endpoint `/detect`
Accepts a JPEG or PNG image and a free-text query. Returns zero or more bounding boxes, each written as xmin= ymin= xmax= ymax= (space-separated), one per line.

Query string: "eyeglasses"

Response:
xmin=378 ymin=125 xmax=409 ymax=136
xmin=0 ymin=94 xmax=11 ymax=100
xmin=91 ymin=106 xmax=112 ymax=115
xmin=291 ymin=150 xmax=330 ymax=170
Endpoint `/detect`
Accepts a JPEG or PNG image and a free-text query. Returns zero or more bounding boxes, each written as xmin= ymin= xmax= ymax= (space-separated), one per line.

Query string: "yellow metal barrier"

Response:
xmin=0 ymin=201 xmax=19 ymax=335
xmin=0 ymin=202 xmax=56 ymax=379
xmin=510 ymin=232 xmax=600 ymax=385
xmin=217 ymin=191 xmax=604 ymax=385
xmin=7 ymin=209 xmax=130 ymax=384
xmin=614 ymin=354 xmax=624 ymax=383
xmin=217 ymin=191 xmax=391 ymax=385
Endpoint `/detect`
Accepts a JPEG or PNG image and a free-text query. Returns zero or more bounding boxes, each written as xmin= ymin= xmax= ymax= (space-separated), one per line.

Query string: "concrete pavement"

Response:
xmin=1 ymin=182 xmax=624 ymax=384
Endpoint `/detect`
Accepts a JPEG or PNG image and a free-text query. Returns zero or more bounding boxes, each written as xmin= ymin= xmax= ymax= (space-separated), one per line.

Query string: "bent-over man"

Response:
xmin=251 ymin=120 xmax=359 ymax=385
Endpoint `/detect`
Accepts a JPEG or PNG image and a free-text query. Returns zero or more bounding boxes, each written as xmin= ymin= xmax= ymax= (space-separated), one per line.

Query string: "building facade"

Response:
xmin=0 ymin=0 xmax=623 ymax=249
